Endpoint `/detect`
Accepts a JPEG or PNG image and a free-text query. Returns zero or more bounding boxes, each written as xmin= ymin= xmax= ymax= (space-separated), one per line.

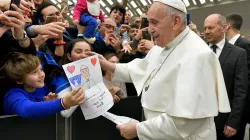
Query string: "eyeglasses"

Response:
xmin=102 ymin=24 xmax=115 ymax=30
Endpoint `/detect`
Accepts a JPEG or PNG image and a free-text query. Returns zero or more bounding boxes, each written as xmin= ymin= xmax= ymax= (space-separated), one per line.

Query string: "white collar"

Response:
xmin=228 ymin=34 xmax=240 ymax=45
xmin=166 ymin=27 xmax=190 ymax=49
xmin=209 ymin=38 xmax=225 ymax=50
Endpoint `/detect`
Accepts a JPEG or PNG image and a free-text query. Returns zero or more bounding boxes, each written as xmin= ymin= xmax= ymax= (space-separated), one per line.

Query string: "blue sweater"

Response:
xmin=4 ymin=86 xmax=65 ymax=118
xmin=50 ymin=75 xmax=71 ymax=94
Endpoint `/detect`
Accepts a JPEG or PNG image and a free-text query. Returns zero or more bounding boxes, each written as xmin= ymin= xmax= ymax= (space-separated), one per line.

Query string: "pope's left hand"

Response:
xmin=116 ymin=121 xmax=138 ymax=140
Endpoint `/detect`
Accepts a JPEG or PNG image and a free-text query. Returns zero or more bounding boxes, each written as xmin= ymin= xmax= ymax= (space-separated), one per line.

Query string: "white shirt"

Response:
xmin=228 ymin=34 xmax=240 ymax=45
xmin=209 ymin=38 xmax=225 ymax=57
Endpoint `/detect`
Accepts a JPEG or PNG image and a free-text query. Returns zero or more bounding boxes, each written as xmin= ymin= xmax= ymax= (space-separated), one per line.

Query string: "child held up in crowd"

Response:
xmin=72 ymin=0 xmax=104 ymax=44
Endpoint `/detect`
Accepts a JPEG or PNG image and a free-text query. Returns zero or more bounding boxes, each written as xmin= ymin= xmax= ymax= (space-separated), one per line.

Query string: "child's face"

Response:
xmin=67 ymin=41 xmax=91 ymax=62
xmin=22 ymin=65 xmax=45 ymax=92
xmin=108 ymin=56 xmax=119 ymax=64
xmin=128 ymin=28 xmax=138 ymax=39
xmin=110 ymin=9 xmax=123 ymax=24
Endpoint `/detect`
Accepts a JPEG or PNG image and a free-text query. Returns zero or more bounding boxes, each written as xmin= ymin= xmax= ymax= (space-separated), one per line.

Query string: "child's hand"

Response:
xmin=109 ymin=87 xmax=121 ymax=95
xmin=120 ymin=24 xmax=131 ymax=34
xmin=63 ymin=87 xmax=85 ymax=108
xmin=73 ymin=19 xmax=80 ymax=25
xmin=43 ymin=92 xmax=58 ymax=101
xmin=121 ymin=41 xmax=133 ymax=53
xmin=109 ymin=87 xmax=120 ymax=103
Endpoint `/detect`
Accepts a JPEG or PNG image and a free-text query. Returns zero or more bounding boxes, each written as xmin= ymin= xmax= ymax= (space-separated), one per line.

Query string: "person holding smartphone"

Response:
xmin=0 ymin=3 xmax=36 ymax=115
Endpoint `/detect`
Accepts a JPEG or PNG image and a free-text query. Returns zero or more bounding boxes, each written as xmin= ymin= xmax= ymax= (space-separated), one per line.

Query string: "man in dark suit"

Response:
xmin=225 ymin=13 xmax=250 ymax=140
xmin=204 ymin=14 xmax=248 ymax=140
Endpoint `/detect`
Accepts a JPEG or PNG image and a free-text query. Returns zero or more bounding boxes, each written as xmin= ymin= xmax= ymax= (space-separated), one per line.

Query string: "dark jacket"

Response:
xmin=215 ymin=41 xmax=248 ymax=131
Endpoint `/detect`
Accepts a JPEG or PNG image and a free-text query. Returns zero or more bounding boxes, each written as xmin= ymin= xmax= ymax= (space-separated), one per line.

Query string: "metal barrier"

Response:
xmin=0 ymin=114 xmax=57 ymax=140
xmin=0 ymin=96 xmax=141 ymax=140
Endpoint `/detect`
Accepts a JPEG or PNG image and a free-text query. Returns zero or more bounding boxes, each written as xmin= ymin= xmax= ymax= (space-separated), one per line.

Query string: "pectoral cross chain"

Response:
xmin=145 ymin=85 xmax=149 ymax=92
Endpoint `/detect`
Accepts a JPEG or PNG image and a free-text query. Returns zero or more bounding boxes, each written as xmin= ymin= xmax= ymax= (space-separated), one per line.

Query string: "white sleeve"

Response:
xmin=57 ymin=87 xmax=78 ymax=118
xmin=112 ymin=63 xmax=133 ymax=83
xmin=60 ymin=106 xmax=78 ymax=118
xmin=136 ymin=113 xmax=209 ymax=140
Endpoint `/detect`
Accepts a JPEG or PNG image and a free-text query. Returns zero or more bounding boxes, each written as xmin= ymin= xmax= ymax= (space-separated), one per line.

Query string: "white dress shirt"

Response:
xmin=228 ymin=34 xmax=240 ymax=45
xmin=209 ymin=38 xmax=225 ymax=57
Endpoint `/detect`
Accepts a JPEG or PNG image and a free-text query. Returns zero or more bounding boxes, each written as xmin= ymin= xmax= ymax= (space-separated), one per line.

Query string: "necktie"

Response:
xmin=211 ymin=45 xmax=218 ymax=54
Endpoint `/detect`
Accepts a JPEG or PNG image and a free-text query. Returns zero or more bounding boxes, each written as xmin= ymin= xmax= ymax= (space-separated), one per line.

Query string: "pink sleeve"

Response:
xmin=99 ymin=10 xmax=104 ymax=22
xmin=72 ymin=0 xmax=87 ymax=20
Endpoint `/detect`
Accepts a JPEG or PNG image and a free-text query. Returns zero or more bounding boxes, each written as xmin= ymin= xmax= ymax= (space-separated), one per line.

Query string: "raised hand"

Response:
xmin=33 ymin=22 xmax=66 ymax=38
xmin=121 ymin=41 xmax=133 ymax=53
xmin=43 ymin=92 xmax=58 ymax=101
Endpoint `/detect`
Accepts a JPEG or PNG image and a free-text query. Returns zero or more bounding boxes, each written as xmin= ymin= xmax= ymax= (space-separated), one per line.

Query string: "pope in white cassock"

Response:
xmin=90 ymin=0 xmax=231 ymax=139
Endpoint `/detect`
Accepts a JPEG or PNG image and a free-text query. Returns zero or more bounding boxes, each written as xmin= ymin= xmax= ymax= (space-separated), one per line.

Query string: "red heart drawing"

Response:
xmin=67 ymin=65 xmax=75 ymax=74
xmin=91 ymin=58 xmax=97 ymax=66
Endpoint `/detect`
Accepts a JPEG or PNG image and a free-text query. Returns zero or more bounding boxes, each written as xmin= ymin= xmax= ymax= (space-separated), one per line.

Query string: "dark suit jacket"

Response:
xmin=215 ymin=41 xmax=248 ymax=131
xmin=234 ymin=36 xmax=250 ymax=122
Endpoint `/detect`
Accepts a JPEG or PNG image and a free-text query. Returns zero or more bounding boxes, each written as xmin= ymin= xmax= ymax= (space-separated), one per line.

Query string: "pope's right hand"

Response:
xmin=86 ymin=52 xmax=116 ymax=72
xmin=62 ymin=87 xmax=85 ymax=109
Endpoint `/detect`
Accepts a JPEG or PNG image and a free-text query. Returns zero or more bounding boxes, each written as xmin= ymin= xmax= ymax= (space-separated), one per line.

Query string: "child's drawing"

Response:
xmin=62 ymin=55 xmax=113 ymax=120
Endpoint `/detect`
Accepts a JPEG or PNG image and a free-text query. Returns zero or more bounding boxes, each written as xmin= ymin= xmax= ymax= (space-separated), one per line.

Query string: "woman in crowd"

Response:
xmin=50 ymin=38 xmax=91 ymax=117
xmin=103 ymin=52 xmax=127 ymax=103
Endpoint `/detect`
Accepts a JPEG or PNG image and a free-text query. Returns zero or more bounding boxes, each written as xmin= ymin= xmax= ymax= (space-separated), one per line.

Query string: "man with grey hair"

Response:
xmin=204 ymin=14 xmax=248 ymax=140
xmin=90 ymin=1 xmax=230 ymax=139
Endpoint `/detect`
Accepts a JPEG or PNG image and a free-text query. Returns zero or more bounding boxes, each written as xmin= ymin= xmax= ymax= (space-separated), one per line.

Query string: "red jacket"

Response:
xmin=73 ymin=0 xmax=104 ymax=22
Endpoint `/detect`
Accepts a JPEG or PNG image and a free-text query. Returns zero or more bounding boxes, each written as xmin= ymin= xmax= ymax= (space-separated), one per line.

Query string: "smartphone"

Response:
xmin=9 ymin=0 xmax=21 ymax=10
xmin=140 ymin=17 xmax=149 ymax=29
xmin=45 ymin=16 xmax=58 ymax=24
xmin=186 ymin=13 xmax=190 ymax=25
xmin=142 ymin=30 xmax=151 ymax=40
xmin=114 ymin=27 xmax=121 ymax=38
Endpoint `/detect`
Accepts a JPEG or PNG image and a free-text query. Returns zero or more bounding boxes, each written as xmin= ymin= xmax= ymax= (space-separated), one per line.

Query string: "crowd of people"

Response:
xmin=0 ymin=0 xmax=250 ymax=139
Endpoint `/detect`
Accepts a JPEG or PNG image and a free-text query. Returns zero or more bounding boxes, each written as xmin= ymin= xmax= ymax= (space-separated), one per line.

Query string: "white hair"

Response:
xmin=164 ymin=5 xmax=187 ymax=27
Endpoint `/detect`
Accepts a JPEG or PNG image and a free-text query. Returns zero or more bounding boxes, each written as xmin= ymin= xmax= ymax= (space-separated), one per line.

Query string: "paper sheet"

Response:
xmin=102 ymin=112 xmax=139 ymax=125
xmin=62 ymin=55 xmax=114 ymax=119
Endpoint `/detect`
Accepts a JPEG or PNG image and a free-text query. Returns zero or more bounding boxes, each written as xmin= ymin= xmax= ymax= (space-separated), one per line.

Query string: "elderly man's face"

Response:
xmin=147 ymin=2 xmax=176 ymax=47
xmin=204 ymin=15 xmax=225 ymax=45
xmin=99 ymin=18 xmax=116 ymax=37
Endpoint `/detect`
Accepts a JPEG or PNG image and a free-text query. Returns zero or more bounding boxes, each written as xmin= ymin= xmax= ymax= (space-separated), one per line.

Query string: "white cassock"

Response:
xmin=112 ymin=27 xmax=231 ymax=140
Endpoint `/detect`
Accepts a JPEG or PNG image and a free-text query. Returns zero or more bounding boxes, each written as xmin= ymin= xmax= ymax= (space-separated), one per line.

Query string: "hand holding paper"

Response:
xmin=63 ymin=87 xmax=85 ymax=108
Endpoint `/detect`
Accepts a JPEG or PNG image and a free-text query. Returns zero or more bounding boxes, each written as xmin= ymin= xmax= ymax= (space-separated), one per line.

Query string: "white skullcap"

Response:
xmin=154 ymin=0 xmax=187 ymax=14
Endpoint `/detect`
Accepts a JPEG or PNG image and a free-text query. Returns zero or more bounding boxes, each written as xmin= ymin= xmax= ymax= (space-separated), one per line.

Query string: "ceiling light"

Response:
xmin=192 ymin=0 xmax=197 ymax=5
xmin=131 ymin=1 xmax=137 ymax=8
xmin=107 ymin=0 xmax=113 ymax=5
